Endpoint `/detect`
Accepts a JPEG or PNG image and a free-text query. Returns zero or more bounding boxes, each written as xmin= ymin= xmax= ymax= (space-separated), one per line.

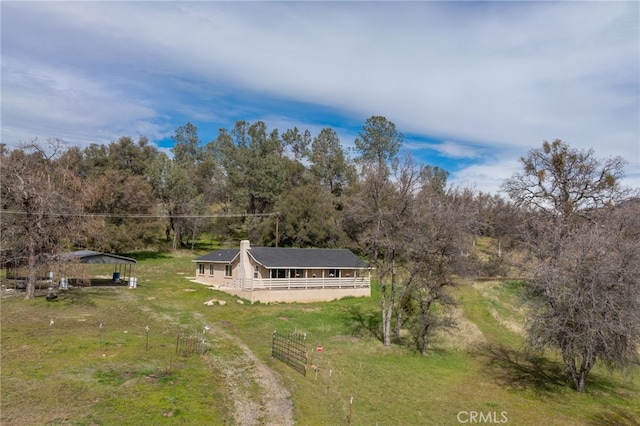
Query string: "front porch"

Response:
xmin=194 ymin=276 xmax=371 ymax=304
xmin=227 ymin=276 xmax=370 ymax=291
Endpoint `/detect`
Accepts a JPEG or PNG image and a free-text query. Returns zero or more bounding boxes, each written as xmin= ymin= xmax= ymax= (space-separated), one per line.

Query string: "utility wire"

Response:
xmin=0 ymin=210 xmax=277 ymax=219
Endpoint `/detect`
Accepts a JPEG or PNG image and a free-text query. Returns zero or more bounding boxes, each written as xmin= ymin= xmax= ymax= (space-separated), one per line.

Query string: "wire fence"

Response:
xmin=176 ymin=328 xmax=206 ymax=356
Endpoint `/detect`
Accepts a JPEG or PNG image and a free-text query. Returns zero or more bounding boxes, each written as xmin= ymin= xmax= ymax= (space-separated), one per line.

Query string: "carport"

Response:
xmin=61 ymin=250 xmax=137 ymax=286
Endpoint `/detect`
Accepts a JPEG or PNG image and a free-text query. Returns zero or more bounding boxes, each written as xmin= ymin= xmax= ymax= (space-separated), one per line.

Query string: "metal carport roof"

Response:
xmin=64 ymin=250 xmax=137 ymax=264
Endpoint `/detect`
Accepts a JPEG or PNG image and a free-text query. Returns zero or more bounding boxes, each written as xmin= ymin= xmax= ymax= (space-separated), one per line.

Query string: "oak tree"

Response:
xmin=501 ymin=139 xmax=627 ymax=220
xmin=0 ymin=140 xmax=84 ymax=299
xmin=502 ymin=140 xmax=638 ymax=392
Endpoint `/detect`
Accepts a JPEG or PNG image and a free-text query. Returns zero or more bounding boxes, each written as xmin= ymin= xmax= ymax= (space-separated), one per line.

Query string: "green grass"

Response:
xmin=2 ymin=252 xmax=639 ymax=425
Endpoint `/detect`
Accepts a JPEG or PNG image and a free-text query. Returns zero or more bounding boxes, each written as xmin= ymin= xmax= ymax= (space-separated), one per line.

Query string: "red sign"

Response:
xmin=316 ymin=345 xmax=323 ymax=352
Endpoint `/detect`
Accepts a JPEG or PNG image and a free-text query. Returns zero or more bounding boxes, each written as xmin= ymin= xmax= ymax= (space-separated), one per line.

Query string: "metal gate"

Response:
xmin=271 ymin=330 xmax=308 ymax=376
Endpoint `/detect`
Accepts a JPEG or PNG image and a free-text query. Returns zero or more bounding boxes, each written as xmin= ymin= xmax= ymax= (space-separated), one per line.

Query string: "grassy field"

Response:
xmin=1 ymin=250 xmax=639 ymax=425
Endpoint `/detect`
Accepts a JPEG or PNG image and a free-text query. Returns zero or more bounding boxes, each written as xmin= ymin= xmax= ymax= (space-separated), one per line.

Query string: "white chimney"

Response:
xmin=237 ymin=240 xmax=252 ymax=280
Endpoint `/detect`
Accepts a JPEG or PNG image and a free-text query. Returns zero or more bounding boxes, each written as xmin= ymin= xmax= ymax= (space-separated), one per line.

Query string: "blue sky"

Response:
xmin=2 ymin=1 xmax=639 ymax=194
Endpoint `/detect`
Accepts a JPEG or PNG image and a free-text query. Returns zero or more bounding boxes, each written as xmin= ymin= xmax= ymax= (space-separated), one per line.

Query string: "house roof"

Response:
xmin=63 ymin=250 xmax=137 ymax=264
xmin=195 ymin=249 xmax=239 ymax=263
xmin=250 ymin=247 xmax=368 ymax=269
xmin=196 ymin=246 xmax=369 ymax=269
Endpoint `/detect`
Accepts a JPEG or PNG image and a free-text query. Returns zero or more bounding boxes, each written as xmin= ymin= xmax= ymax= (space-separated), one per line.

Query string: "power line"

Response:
xmin=0 ymin=210 xmax=277 ymax=219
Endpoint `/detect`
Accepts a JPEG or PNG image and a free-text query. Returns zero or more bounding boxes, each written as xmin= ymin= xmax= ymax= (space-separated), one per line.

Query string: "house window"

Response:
xmin=328 ymin=269 xmax=340 ymax=278
xmin=209 ymin=265 xmax=214 ymax=276
xmin=270 ymin=269 xmax=286 ymax=279
xmin=198 ymin=264 xmax=205 ymax=275
xmin=290 ymin=269 xmax=304 ymax=279
xmin=225 ymin=264 xmax=232 ymax=277
xmin=254 ymin=265 xmax=259 ymax=279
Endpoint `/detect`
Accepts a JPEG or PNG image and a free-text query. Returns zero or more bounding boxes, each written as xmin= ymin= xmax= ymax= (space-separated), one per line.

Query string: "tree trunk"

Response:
xmin=393 ymin=282 xmax=412 ymax=341
xmin=378 ymin=249 xmax=396 ymax=348
xmin=569 ymin=366 xmax=588 ymax=393
xmin=577 ymin=371 xmax=587 ymax=393
xmin=25 ymin=237 xmax=37 ymax=300
xmin=420 ymin=324 xmax=430 ymax=356
xmin=564 ymin=353 xmax=594 ymax=393
xmin=388 ymin=256 xmax=398 ymax=343
xmin=393 ymin=309 xmax=403 ymax=342
xmin=418 ymin=299 xmax=433 ymax=356
xmin=381 ymin=256 xmax=398 ymax=347
xmin=381 ymin=280 xmax=391 ymax=347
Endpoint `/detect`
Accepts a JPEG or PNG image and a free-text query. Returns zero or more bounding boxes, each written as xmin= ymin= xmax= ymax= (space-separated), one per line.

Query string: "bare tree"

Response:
xmin=502 ymin=140 xmax=639 ymax=392
xmin=403 ymin=187 xmax=477 ymax=354
xmin=1 ymin=139 xmax=84 ymax=299
xmin=525 ymin=210 xmax=640 ymax=392
xmin=344 ymin=116 xmax=410 ymax=347
xmin=344 ymin=156 xmax=421 ymax=347
xmin=501 ymin=139 xmax=628 ymax=220
xmin=345 ymin=151 xmax=475 ymax=353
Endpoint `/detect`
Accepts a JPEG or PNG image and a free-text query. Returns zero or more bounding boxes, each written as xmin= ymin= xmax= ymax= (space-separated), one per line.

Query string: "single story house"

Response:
xmin=192 ymin=240 xmax=371 ymax=303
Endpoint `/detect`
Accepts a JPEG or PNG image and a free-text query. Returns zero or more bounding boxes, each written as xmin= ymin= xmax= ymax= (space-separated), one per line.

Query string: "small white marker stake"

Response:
xmin=49 ymin=319 xmax=54 ymax=344
xmin=145 ymin=325 xmax=150 ymax=351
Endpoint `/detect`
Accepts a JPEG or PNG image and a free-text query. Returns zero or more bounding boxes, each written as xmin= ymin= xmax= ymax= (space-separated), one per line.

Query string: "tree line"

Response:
xmin=1 ymin=116 xmax=638 ymax=392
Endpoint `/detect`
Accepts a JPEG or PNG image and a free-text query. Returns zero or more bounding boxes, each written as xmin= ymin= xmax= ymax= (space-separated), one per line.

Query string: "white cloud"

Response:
xmin=450 ymin=158 xmax=522 ymax=196
xmin=405 ymin=140 xmax=484 ymax=160
xmin=2 ymin=57 xmax=170 ymax=146
xmin=1 ymin=1 xmax=637 ymax=193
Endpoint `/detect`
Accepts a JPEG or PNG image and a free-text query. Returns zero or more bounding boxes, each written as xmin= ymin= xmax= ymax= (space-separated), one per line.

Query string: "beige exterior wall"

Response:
xmin=194 ymin=284 xmax=371 ymax=304
xmin=194 ymin=259 xmax=238 ymax=287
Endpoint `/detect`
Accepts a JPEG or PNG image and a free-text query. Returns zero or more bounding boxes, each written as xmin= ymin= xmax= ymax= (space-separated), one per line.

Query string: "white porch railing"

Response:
xmin=224 ymin=276 xmax=370 ymax=291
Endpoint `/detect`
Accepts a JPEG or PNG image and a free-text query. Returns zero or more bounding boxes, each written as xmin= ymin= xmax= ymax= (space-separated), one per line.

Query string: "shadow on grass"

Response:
xmin=589 ymin=409 xmax=640 ymax=426
xmin=56 ymin=287 xmax=124 ymax=306
xmin=479 ymin=344 xmax=567 ymax=396
xmin=346 ymin=305 xmax=382 ymax=342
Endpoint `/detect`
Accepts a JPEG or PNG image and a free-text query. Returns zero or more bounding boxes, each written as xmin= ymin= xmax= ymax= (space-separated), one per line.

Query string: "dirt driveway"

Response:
xmin=195 ymin=314 xmax=295 ymax=426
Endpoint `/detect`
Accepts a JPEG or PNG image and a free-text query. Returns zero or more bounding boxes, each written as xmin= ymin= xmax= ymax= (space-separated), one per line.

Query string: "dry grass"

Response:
xmin=472 ymin=280 xmax=528 ymax=337
xmin=431 ymin=304 xmax=487 ymax=351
